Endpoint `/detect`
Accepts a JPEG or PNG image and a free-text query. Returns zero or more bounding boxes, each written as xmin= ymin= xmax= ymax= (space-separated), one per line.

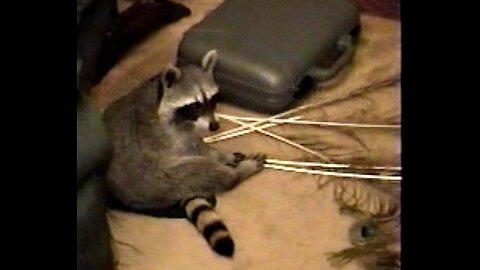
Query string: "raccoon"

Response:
xmin=103 ymin=50 xmax=265 ymax=257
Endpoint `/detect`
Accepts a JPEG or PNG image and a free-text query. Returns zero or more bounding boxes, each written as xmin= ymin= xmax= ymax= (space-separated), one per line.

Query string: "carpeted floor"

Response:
xmin=93 ymin=1 xmax=401 ymax=269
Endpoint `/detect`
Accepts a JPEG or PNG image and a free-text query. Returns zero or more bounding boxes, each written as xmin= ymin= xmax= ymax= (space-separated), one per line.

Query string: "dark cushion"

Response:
xmin=77 ymin=94 xmax=111 ymax=186
xmin=179 ymin=0 xmax=360 ymax=113
xmin=77 ymin=174 xmax=114 ymax=270
xmin=77 ymin=1 xmax=116 ymax=269
xmin=77 ymin=0 xmax=117 ymax=92
xmin=77 ymin=92 xmax=113 ymax=270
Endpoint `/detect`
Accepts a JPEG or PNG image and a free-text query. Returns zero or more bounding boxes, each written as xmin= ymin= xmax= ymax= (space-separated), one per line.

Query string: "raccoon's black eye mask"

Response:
xmin=175 ymin=94 xmax=219 ymax=121
xmin=177 ymin=101 xmax=204 ymax=121
xmin=208 ymin=93 xmax=219 ymax=109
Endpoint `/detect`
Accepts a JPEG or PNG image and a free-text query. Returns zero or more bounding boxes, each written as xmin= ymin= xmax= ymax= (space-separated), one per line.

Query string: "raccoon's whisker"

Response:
xmin=265 ymin=159 xmax=402 ymax=171
xmin=264 ymin=164 xmax=402 ymax=181
xmin=217 ymin=115 xmax=332 ymax=162
xmin=215 ymin=113 xmax=401 ymax=129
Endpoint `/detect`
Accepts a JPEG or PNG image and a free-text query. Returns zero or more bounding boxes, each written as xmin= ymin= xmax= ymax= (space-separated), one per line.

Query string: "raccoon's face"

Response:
xmin=158 ymin=50 xmax=221 ymax=135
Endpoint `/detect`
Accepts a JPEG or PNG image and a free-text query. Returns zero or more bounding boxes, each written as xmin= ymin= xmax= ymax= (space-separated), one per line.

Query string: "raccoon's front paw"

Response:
xmin=244 ymin=153 xmax=267 ymax=165
xmin=236 ymin=153 xmax=266 ymax=178
xmin=226 ymin=152 xmax=246 ymax=167
xmin=233 ymin=152 xmax=247 ymax=163
xmin=232 ymin=152 xmax=266 ymax=164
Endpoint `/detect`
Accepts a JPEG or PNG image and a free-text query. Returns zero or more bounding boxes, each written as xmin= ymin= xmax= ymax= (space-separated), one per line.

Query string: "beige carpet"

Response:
xmin=93 ymin=1 xmax=401 ymax=269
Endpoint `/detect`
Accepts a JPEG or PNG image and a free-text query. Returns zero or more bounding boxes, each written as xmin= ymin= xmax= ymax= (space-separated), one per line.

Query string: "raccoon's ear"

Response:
xmin=161 ymin=65 xmax=182 ymax=88
xmin=201 ymin=50 xmax=218 ymax=74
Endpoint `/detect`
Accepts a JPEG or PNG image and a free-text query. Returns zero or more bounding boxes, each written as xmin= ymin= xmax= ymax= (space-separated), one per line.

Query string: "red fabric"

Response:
xmin=356 ymin=0 xmax=400 ymax=20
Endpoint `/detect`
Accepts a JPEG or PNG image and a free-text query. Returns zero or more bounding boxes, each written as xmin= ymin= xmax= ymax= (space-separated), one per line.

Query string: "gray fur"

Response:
xmin=104 ymin=50 xmax=264 ymax=212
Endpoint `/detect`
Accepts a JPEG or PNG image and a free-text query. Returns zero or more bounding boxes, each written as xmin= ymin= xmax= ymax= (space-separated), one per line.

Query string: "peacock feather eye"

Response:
xmin=360 ymin=225 xmax=376 ymax=240
xmin=349 ymin=219 xmax=380 ymax=245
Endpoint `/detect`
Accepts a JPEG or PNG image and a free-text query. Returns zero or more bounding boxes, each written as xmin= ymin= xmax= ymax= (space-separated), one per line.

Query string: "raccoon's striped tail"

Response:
xmin=181 ymin=197 xmax=235 ymax=257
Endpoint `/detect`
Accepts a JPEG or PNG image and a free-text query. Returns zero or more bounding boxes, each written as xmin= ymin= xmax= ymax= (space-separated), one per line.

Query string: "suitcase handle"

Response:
xmin=306 ymin=34 xmax=355 ymax=82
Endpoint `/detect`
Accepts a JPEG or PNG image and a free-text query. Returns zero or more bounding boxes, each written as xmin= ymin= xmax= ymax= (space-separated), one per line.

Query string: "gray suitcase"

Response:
xmin=178 ymin=0 xmax=360 ymax=114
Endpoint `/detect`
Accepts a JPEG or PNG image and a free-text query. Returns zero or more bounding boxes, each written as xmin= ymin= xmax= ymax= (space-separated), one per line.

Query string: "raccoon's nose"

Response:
xmin=209 ymin=121 xmax=220 ymax=131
